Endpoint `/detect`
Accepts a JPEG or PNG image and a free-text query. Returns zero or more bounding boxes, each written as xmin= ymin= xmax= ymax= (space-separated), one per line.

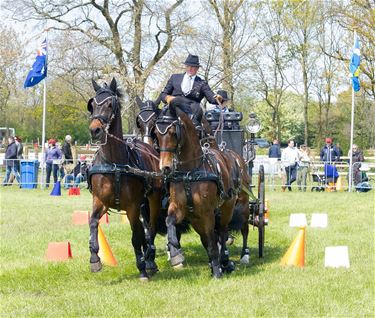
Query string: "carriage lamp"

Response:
xmin=246 ymin=113 xmax=261 ymax=134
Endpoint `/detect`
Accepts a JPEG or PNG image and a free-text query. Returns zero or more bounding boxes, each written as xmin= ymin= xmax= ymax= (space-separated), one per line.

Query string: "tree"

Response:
xmin=283 ymin=0 xmax=319 ymax=145
xmin=208 ymin=0 xmax=244 ymax=100
xmin=0 ymin=24 xmax=24 ymax=138
xmin=8 ymin=0 xmax=187 ymax=132
xmin=248 ymin=1 xmax=291 ymax=141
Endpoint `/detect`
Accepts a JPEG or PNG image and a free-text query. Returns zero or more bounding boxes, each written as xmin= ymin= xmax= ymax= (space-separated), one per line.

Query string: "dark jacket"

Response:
xmin=62 ymin=141 xmax=73 ymax=164
xmin=71 ymin=162 xmax=88 ymax=179
xmin=161 ymin=73 xmax=218 ymax=105
xmin=4 ymin=142 xmax=18 ymax=168
xmin=320 ymin=145 xmax=340 ymax=162
xmin=268 ymin=144 xmax=281 ymax=159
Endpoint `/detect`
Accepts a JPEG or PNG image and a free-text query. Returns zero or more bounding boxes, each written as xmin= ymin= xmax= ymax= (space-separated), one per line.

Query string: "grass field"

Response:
xmin=0 ymin=186 xmax=374 ymax=317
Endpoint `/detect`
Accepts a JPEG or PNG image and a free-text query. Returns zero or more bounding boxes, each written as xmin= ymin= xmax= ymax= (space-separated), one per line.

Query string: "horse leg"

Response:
xmin=217 ymin=205 xmax=236 ymax=274
xmin=240 ymin=221 xmax=250 ymax=265
xmin=128 ymin=206 xmax=149 ymax=280
xmin=166 ymin=213 xmax=184 ymax=267
xmin=89 ymin=198 xmax=106 ymax=272
xmin=144 ymin=192 xmax=161 ymax=275
xmin=192 ymin=215 xmax=222 ymax=279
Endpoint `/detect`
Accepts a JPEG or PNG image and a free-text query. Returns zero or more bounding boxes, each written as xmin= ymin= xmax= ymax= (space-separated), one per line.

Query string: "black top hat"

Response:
xmin=216 ymin=90 xmax=230 ymax=101
xmin=183 ymin=54 xmax=200 ymax=67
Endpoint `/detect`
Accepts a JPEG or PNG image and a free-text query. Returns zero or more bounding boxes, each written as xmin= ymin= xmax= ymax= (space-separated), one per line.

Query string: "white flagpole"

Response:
xmin=348 ymin=31 xmax=356 ymax=192
xmin=41 ymin=76 xmax=47 ymax=189
xmin=40 ymin=29 xmax=49 ymax=189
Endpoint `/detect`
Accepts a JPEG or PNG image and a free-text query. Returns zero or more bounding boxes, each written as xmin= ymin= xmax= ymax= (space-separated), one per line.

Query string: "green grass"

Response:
xmin=0 ymin=186 xmax=374 ymax=317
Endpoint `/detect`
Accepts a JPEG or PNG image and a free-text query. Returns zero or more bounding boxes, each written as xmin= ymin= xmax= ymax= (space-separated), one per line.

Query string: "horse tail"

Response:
xmin=228 ymin=203 xmax=247 ymax=231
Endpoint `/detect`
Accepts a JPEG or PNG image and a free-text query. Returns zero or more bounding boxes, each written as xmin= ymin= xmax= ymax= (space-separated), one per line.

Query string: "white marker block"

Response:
xmin=311 ymin=213 xmax=328 ymax=228
xmin=289 ymin=213 xmax=307 ymax=227
xmin=325 ymin=246 xmax=350 ymax=268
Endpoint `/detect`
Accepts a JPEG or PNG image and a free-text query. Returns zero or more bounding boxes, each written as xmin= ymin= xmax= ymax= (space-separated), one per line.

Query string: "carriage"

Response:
xmin=204 ymin=110 xmax=267 ymax=258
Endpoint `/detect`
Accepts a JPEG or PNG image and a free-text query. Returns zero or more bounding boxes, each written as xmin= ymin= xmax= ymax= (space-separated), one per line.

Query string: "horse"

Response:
xmin=136 ymin=96 xmax=252 ymax=265
xmin=155 ymin=98 xmax=244 ymax=278
xmin=135 ymin=96 xmax=161 ymax=146
xmin=87 ymin=78 xmax=162 ymax=280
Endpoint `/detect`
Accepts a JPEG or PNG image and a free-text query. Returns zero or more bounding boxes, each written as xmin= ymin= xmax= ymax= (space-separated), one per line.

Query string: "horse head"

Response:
xmin=135 ymin=96 xmax=161 ymax=145
xmin=87 ymin=78 xmax=122 ymax=142
xmin=155 ymin=102 xmax=184 ymax=173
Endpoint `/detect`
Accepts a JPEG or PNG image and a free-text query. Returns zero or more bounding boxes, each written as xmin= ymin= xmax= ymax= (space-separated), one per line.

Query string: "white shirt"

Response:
xmin=181 ymin=73 xmax=196 ymax=95
xmin=281 ymin=146 xmax=299 ymax=167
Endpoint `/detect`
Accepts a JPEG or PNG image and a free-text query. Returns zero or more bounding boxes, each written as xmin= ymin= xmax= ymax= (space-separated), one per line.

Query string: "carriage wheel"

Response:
xmin=257 ymin=165 xmax=265 ymax=258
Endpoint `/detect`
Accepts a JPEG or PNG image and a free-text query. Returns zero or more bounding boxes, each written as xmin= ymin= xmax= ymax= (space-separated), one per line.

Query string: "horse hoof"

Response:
xmin=139 ymin=271 xmax=149 ymax=282
xmin=170 ymin=253 xmax=185 ymax=267
xmin=226 ymin=235 xmax=235 ymax=246
xmin=90 ymin=261 xmax=102 ymax=273
xmin=212 ymin=267 xmax=223 ymax=279
xmin=172 ymin=263 xmax=184 ymax=270
xmin=240 ymin=254 xmax=250 ymax=265
xmin=222 ymin=260 xmax=236 ymax=273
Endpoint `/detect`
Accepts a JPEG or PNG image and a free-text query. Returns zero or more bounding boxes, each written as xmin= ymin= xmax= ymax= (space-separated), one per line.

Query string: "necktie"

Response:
xmin=182 ymin=76 xmax=192 ymax=95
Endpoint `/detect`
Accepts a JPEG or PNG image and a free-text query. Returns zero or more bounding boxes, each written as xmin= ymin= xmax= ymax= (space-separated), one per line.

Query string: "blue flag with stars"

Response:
xmin=349 ymin=36 xmax=360 ymax=92
xmin=24 ymin=39 xmax=47 ymax=88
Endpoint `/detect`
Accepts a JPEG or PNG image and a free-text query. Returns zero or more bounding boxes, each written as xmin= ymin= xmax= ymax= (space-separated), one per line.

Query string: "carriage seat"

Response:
xmin=204 ymin=110 xmax=242 ymax=131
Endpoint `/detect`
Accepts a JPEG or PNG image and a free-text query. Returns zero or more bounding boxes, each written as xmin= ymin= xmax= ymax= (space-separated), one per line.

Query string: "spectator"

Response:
xmin=268 ymin=139 xmax=281 ymax=160
xmin=320 ymin=137 xmax=340 ymax=163
xmin=281 ymin=139 xmax=299 ymax=191
xmin=348 ymin=144 xmax=364 ymax=186
xmin=64 ymin=155 xmax=89 ymax=188
xmin=324 ymin=163 xmax=339 ymax=191
xmin=45 ymin=139 xmax=63 ymax=187
xmin=297 ymin=144 xmax=311 ymax=192
xmin=2 ymin=137 xmax=21 ymax=186
xmin=62 ymin=135 xmax=73 ymax=164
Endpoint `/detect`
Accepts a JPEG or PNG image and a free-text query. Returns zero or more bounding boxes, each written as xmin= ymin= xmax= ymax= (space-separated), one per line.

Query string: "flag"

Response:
xmin=349 ymin=36 xmax=360 ymax=92
xmin=24 ymin=39 xmax=47 ymax=88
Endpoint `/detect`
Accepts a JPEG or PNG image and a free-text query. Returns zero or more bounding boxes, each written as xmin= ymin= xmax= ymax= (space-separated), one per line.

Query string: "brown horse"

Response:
xmin=87 ymin=78 xmax=162 ymax=280
xmin=155 ymin=99 xmax=243 ymax=278
xmin=136 ymin=97 xmax=252 ymax=265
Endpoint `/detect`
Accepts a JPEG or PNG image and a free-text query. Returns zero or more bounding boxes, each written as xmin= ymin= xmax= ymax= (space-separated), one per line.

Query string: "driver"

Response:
xmin=161 ymin=54 xmax=223 ymax=128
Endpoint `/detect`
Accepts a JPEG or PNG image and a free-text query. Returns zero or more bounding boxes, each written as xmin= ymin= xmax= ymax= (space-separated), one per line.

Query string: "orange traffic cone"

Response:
xmin=98 ymin=225 xmax=118 ymax=266
xmin=280 ymin=226 xmax=305 ymax=267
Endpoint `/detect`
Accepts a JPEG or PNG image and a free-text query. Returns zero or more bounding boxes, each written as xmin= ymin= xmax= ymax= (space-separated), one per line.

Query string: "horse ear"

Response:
xmin=135 ymin=96 xmax=143 ymax=108
xmin=87 ymin=98 xmax=93 ymax=114
xmin=109 ymin=78 xmax=117 ymax=93
xmin=169 ymin=101 xmax=177 ymax=117
xmin=92 ymin=79 xmax=100 ymax=92
xmin=153 ymin=94 xmax=162 ymax=108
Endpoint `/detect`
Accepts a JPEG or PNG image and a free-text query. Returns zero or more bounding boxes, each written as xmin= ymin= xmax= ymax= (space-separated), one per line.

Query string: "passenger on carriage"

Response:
xmin=161 ymin=54 xmax=223 ymax=128
xmin=207 ymin=90 xmax=231 ymax=113
xmin=206 ymin=90 xmax=241 ymax=131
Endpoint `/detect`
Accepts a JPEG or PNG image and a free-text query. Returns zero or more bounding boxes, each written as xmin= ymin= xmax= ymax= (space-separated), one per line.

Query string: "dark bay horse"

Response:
xmin=136 ymin=97 xmax=252 ymax=265
xmin=87 ymin=78 xmax=162 ymax=280
xmin=155 ymin=99 xmax=243 ymax=278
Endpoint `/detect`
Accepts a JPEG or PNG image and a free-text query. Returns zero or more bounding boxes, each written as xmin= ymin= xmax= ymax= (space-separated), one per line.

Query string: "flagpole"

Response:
xmin=41 ymin=76 xmax=47 ymax=189
xmin=348 ymin=31 xmax=356 ymax=192
xmin=40 ymin=29 xmax=49 ymax=189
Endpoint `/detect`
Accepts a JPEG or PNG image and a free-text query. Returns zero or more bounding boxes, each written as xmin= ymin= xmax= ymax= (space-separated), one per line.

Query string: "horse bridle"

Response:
xmin=88 ymin=88 xmax=119 ymax=126
xmin=155 ymin=115 xmax=182 ymax=154
xmin=136 ymin=101 xmax=158 ymax=138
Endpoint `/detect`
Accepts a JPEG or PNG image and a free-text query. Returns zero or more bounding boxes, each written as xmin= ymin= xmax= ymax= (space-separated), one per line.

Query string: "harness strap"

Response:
xmin=115 ymin=169 xmax=121 ymax=211
xmin=183 ymin=174 xmax=194 ymax=213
